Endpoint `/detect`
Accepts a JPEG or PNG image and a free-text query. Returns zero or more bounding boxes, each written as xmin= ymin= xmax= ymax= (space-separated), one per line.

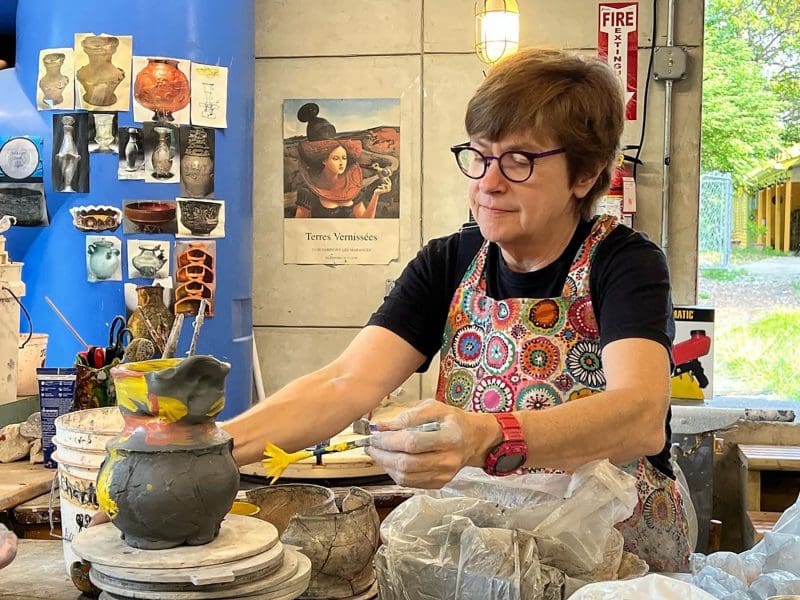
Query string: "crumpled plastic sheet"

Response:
xmin=376 ymin=460 xmax=640 ymax=600
xmin=682 ymin=491 xmax=800 ymax=599
xmin=569 ymin=573 xmax=719 ymax=599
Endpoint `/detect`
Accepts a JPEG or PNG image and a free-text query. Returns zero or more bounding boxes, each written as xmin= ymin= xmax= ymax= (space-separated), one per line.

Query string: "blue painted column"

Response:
xmin=0 ymin=0 xmax=254 ymax=416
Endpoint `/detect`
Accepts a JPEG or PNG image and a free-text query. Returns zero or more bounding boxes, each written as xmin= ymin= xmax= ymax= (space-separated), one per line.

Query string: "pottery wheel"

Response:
xmin=90 ymin=548 xmax=311 ymax=599
xmin=73 ymin=514 xmax=279 ymax=569
xmin=91 ymin=539 xmax=285 ymax=585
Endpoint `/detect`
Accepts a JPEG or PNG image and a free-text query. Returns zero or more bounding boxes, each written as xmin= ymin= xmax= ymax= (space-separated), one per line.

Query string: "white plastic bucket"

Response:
xmin=17 ymin=333 xmax=47 ymax=396
xmin=53 ymin=406 xmax=123 ymax=575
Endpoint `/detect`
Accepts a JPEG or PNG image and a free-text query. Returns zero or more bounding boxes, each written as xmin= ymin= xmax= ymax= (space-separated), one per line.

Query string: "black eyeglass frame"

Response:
xmin=450 ymin=143 xmax=566 ymax=183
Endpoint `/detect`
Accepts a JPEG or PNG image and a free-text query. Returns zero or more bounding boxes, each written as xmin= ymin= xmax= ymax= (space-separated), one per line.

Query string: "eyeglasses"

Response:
xmin=450 ymin=143 xmax=566 ymax=183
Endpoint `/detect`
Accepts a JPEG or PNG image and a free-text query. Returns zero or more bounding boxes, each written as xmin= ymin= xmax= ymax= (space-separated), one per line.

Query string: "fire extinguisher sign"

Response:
xmin=598 ymin=2 xmax=639 ymax=120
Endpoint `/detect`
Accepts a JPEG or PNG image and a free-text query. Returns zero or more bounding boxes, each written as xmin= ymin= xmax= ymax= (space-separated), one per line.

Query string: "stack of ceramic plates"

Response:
xmin=72 ymin=514 xmax=310 ymax=599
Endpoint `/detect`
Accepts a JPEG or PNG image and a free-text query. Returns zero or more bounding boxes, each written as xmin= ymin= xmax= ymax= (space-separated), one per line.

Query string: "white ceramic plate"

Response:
xmin=0 ymin=137 xmax=40 ymax=180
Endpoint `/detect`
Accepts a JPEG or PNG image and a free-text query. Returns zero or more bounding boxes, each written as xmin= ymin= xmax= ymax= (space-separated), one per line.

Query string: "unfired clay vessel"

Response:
xmin=248 ymin=484 xmax=380 ymax=599
xmin=97 ymin=356 xmax=238 ymax=550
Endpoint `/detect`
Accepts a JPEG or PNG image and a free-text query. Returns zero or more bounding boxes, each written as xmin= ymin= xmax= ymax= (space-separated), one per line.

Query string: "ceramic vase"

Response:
xmin=38 ymin=52 xmax=69 ymax=106
xmin=87 ymin=239 xmax=120 ymax=280
xmin=268 ymin=486 xmax=380 ymax=598
xmin=76 ymin=36 xmax=125 ymax=107
xmin=134 ymin=58 xmax=190 ymax=122
xmin=124 ymin=128 xmax=140 ymax=171
xmin=97 ymin=356 xmax=238 ymax=549
xmin=131 ymin=245 xmax=167 ymax=278
xmin=127 ymin=285 xmax=174 ymax=348
xmin=180 ymin=128 xmax=214 ymax=197
xmin=56 ymin=116 xmax=81 ymax=192
xmin=151 ymin=126 xmax=174 ymax=179
xmin=179 ymin=200 xmax=220 ymax=235
xmin=92 ymin=114 xmax=115 ymax=152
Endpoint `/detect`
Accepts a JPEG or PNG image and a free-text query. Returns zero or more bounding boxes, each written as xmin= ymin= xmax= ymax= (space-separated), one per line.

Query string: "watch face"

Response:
xmin=495 ymin=453 xmax=526 ymax=473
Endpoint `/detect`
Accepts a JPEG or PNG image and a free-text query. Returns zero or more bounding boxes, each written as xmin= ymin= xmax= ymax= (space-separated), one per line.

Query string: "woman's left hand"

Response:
xmin=365 ymin=399 xmax=486 ymax=489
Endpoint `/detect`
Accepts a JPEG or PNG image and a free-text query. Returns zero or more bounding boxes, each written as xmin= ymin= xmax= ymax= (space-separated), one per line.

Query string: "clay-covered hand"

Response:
xmin=0 ymin=523 xmax=18 ymax=569
xmin=365 ymin=399 xmax=482 ymax=489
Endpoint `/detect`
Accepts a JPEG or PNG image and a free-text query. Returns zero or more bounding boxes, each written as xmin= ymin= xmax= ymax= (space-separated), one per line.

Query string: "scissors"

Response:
xmin=106 ymin=315 xmax=133 ymax=362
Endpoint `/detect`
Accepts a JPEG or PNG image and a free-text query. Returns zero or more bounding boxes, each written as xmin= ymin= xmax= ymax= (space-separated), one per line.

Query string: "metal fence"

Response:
xmin=699 ymin=172 xmax=733 ymax=268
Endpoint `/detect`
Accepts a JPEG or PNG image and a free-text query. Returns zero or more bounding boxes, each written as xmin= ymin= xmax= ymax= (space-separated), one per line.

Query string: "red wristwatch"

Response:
xmin=483 ymin=412 xmax=527 ymax=476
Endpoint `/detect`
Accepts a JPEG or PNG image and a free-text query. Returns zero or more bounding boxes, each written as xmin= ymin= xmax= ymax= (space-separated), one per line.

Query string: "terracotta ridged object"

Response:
xmin=175 ymin=244 xmax=215 ymax=316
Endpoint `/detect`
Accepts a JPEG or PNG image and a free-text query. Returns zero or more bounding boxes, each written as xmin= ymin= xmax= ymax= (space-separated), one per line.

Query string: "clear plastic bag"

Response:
xmin=377 ymin=460 xmax=640 ymax=600
xmin=569 ymin=573 xmax=719 ymax=599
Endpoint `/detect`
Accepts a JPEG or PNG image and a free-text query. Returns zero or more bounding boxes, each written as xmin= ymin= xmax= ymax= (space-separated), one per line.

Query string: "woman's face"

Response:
xmin=467 ymin=134 xmax=599 ymax=264
xmin=322 ymin=146 xmax=348 ymax=176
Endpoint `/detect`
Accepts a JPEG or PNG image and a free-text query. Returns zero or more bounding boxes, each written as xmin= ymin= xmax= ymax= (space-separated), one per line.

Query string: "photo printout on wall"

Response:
xmin=142 ymin=122 xmax=180 ymax=184
xmin=118 ymin=127 xmax=145 ymax=180
xmin=1 ymin=135 xmax=48 ymax=226
xmin=282 ymin=98 xmax=401 ymax=265
xmin=190 ymin=63 xmax=228 ymax=128
xmin=0 ymin=183 xmax=48 ymax=226
xmin=73 ymin=33 xmax=132 ymax=112
xmin=174 ymin=240 xmax=216 ymax=317
xmin=176 ymin=198 xmax=224 ymax=238
xmin=122 ymin=200 xmax=177 ymax=235
xmin=132 ymin=56 xmax=191 ymax=125
xmin=86 ymin=235 xmax=122 ymax=282
xmin=88 ymin=112 xmax=118 ymax=154
xmin=52 ymin=113 xmax=90 ymax=193
xmin=36 ymin=47 xmax=75 ymax=110
xmin=179 ymin=126 xmax=215 ymax=198
xmin=69 ymin=205 xmax=122 ymax=233
xmin=127 ymin=239 xmax=170 ymax=280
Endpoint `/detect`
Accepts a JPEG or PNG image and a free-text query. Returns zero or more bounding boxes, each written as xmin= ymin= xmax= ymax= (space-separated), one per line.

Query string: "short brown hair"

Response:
xmin=465 ymin=48 xmax=625 ymax=220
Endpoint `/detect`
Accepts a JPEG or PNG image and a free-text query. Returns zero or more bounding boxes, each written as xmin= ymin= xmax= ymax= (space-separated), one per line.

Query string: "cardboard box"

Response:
xmin=671 ymin=306 xmax=715 ymax=400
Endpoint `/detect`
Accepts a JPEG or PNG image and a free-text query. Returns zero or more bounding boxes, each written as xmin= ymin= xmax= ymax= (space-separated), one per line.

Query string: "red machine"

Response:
xmin=672 ymin=329 xmax=712 ymax=390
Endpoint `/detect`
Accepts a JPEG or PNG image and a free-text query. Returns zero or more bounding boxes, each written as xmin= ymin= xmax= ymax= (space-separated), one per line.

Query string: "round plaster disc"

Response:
xmin=0 ymin=137 xmax=40 ymax=179
xmin=91 ymin=539 xmax=285 ymax=585
xmin=89 ymin=550 xmax=311 ymax=599
xmin=73 ymin=515 xmax=279 ymax=569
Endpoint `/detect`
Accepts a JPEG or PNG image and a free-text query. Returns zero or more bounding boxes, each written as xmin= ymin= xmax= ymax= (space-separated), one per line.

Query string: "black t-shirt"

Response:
xmin=368 ymin=217 xmax=676 ymax=477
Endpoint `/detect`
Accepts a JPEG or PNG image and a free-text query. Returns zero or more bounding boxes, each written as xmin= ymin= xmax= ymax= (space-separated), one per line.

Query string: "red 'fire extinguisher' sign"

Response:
xmin=598 ymin=2 xmax=639 ymax=121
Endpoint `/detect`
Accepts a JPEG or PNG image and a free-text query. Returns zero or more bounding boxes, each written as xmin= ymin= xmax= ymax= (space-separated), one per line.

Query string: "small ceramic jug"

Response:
xmin=87 ymin=239 xmax=120 ymax=280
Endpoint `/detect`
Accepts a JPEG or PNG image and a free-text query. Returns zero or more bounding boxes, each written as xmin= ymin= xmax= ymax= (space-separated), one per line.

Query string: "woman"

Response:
xmin=227 ymin=48 xmax=690 ymax=572
xmin=293 ymin=102 xmax=391 ymax=219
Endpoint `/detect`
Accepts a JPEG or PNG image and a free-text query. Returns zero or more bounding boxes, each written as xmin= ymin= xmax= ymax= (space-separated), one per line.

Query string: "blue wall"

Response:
xmin=0 ymin=0 xmax=254 ymax=417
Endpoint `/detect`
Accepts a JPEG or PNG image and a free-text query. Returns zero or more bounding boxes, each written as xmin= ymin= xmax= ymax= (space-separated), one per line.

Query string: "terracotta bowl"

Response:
xmin=124 ymin=201 xmax=176 ymax=227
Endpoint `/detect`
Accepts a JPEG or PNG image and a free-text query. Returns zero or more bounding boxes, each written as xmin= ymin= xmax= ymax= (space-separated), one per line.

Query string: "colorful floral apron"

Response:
xmin=434 ymin=215 xmax=692 ymax=572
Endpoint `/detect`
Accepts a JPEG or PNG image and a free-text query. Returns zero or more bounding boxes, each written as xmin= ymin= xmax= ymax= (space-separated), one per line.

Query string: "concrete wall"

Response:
xmin=253 ymin=0 xmax=704 ymax=398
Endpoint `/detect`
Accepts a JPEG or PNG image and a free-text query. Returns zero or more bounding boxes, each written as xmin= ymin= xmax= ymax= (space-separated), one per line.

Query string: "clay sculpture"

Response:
xmin=96 ymin=356 xmax=238 ymax=549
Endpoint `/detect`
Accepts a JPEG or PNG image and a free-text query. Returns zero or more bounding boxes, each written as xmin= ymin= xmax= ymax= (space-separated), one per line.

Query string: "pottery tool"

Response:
xmin=161 ymin=313 xmax=185 ymax=359
xmin=352 ymin=418 xmax=441 ymax=435
xmin=44 ymin=295 xmax=88 ymax=348
xmin=187 ymin=299 xmax=207 ymax=356
xmin=262 ymin=422 xmax=441 ymax=484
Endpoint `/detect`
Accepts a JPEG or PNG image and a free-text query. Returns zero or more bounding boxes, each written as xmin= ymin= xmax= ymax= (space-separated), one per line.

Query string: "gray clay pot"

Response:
xmin=98 ymin=356 xmax=238 ymax=550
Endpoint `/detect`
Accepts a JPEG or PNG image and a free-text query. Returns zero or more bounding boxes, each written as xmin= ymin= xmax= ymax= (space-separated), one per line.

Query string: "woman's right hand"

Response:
xmin=0 ymin=523 xmax=18 ymax=569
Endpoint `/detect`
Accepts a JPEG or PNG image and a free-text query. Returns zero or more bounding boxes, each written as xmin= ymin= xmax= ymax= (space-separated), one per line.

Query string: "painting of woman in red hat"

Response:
xmin=288 ymin=102 xmax=394 ymax=219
